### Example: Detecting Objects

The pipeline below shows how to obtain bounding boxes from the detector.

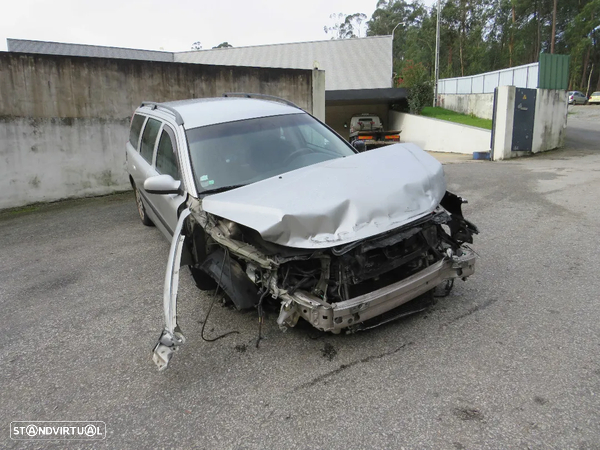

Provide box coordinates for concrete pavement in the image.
[1,111,599,449]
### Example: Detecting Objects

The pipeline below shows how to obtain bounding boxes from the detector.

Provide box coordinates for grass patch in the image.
[420,107,493,130]
[7,205,38,215]
[0,191,132,218]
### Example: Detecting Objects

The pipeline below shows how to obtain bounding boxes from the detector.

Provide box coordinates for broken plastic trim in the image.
[152,208,191,371]
[276,250,476,333]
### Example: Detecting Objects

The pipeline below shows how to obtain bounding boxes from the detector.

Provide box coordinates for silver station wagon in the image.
[125,94,478,371]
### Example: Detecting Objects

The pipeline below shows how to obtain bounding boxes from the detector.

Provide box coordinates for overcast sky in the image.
[0,0,423,52]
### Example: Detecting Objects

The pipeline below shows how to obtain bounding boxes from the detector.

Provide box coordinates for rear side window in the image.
[140,118,161,164]
[156,130,180,180]
[129,114,146,149]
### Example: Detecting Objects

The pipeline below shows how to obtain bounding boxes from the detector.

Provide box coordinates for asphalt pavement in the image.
[1,106,599,449]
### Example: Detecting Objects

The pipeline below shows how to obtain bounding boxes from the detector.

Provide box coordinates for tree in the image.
[213,42,233,48]
[324,13,368,39]
[565,0,600,91]
[191,41,202,51]
[363,0,599,91]
[551,0,557,53]
[396,60,433,113]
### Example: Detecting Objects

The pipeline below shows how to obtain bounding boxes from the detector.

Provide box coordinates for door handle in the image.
[132,165,136,170]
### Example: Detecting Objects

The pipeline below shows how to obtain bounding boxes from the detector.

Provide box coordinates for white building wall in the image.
[389,111,491,155]
[438,93,495,120]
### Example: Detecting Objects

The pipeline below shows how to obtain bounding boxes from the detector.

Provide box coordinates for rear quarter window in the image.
[129,114,146,149]
[140,118,162,164]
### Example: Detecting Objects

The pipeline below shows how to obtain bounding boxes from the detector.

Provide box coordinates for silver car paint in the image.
[126,112,191,237]
[202,143,446,249]
[163,97,305,130]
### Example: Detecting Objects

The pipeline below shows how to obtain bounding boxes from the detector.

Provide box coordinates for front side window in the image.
[140,118,161,164]
[186,113,355,193]
[155,129,180,180]
[129,114,146,149]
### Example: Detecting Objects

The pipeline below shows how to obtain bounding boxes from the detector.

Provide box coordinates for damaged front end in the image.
[152,192,478,370]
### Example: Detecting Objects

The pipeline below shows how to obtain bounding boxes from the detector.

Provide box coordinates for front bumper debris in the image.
[277,250,476,333]
[152,209,191,371]
[152,327,186,371]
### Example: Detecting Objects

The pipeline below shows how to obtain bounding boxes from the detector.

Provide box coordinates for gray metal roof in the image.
[6,37,392,91]
[175,37,392,91]
[7,39,174,62]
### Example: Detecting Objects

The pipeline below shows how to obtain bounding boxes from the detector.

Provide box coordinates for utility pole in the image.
[391,22,405,87]
[551,0,557,54]
[434,0,441,106]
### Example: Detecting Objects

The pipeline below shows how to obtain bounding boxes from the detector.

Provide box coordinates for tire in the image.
[189,266,217,290]
[133,184,154,226]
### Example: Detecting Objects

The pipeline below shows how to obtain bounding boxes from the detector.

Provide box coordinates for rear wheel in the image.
[133,184,154,226]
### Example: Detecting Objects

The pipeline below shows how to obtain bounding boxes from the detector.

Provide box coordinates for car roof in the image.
[139,97,305,130]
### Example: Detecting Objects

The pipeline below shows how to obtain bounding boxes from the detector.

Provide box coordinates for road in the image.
[1,107,599,449]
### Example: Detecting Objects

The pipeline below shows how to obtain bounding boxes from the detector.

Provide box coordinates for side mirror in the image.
[144,175,182,195]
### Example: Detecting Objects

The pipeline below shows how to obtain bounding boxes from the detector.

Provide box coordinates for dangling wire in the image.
[255,286,270,348]
[201,248,240,342]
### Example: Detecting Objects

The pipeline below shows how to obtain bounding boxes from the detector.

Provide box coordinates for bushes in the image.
[396,60,434,115]
[407,82,434,115]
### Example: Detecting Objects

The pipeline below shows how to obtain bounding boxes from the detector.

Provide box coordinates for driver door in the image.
[148,125,186,237]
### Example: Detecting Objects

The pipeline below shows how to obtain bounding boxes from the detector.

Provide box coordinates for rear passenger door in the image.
[126,113,147,187]
[129,116,161,191]
[149,126,185,236]
[129,116,162,226]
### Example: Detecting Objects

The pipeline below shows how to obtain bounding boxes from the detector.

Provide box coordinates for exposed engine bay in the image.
[152,190,478,371]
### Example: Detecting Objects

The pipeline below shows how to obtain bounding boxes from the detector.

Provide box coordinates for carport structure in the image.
[325,87,408,138]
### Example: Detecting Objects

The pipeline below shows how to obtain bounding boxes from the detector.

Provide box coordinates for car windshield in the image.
[186,113,356,193]
[592,92,600,96]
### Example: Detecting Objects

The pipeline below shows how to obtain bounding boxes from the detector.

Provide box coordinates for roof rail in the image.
[222,93,301,110]
[140,102,184,126]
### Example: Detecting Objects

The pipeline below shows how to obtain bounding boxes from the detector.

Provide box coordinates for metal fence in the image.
[438,63,539,94]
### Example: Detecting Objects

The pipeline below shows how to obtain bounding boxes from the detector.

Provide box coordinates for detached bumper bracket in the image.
[152,327,186,371]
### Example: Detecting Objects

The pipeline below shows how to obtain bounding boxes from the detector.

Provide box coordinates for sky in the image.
[0,0,411,52]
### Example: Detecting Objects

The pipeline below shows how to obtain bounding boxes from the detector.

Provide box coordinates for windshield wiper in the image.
[201,184,246,195]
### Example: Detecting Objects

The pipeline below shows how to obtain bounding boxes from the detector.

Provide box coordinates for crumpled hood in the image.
[201,143,446,249]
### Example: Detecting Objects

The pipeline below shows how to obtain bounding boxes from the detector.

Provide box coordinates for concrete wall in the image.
[311,69,326,122]
[389,111,491,155]
[531,89,568,153]
[0,52,324,209]
[325,104,391,140]
[438,93,495,120]
[491,86,515,161]
[492,86,568,160]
